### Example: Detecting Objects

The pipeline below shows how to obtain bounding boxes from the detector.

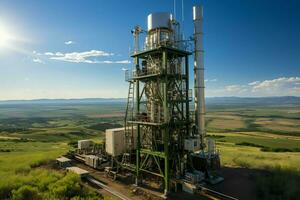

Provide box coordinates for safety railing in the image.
[125,70,133,82]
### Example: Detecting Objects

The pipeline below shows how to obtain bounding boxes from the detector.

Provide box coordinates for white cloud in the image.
[32,58,44,64]
[50,50,113,62]
[210,77,300,97]
[33,49,130,64]
[97,60,131,64]
[55,52,64,56]
[64,40,75,45]
[32,51,42,56]
[44,52,54,56]
[252,77,300,91]
[248,81,260,86]
[205,79,218,82]
[249,77,300,96]
[225,84,247,93]
[47,50,130,64]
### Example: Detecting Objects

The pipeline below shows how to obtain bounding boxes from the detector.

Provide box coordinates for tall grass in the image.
[0,140,101,199]
[256,167,300,200]
[0,141,68,178]
[219,142,300,172]
[0,169,101,200]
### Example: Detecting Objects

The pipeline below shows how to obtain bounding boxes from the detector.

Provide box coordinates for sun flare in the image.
[0,26,11,47]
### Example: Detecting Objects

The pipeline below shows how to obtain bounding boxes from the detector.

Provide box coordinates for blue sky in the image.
[0,0,299,100]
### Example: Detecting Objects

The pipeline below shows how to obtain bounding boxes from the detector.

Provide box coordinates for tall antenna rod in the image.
[181,0,184,22]
[173,0,176,19]
[181,0,184,39]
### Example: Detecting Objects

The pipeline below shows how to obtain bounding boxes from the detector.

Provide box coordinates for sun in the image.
[0,22,28,54]
[0,27,11,47]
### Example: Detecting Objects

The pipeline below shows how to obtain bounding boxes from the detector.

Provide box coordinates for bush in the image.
[12,185,41,200]
[256,167,300,200]
[235,142,265,148]
[68,141,78,148]
[48,172,82,199]
[0,182,15,199]
[236,142,300,152]
[0,149,11,152]
[261,147,300,152]
[0,169,102,200]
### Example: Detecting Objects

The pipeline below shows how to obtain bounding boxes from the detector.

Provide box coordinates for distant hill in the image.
[0,96,299,105]
[206,96,300,105]
[0,98,126,105]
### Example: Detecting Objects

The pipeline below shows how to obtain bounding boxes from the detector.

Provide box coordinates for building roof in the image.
[56,157,71,163]
[66,167,89,175]
[105,127,125,132]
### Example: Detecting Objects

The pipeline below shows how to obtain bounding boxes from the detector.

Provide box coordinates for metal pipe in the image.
[86,176,133,200]
[193,6,205,148]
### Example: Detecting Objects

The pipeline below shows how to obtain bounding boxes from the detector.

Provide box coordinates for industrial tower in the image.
[123,6,220,194]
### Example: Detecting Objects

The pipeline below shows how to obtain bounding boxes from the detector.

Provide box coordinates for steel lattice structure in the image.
[125,44,192,193]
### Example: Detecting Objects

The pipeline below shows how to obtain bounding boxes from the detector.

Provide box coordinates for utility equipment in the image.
[121,5,221,194]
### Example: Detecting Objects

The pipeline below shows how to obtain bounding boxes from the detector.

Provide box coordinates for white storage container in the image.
[78,140,92,150]
[105,128,126,157]
[105,127,137,157]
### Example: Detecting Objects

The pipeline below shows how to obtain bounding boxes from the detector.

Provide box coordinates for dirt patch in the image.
[210,167,258,200]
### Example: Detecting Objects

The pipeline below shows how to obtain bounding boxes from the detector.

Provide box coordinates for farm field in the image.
[0,103,124,199]
[0,101,299,199]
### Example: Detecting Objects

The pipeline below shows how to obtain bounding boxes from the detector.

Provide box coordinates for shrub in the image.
[68,141,78,148]
[48,172,82,199]
[0,169,102,200]
[235,142,300,152]
[12,185,41,200]
[256,167,300,200]
[235,142,265,148]
[0,149,11,152]
[0,183,15,199]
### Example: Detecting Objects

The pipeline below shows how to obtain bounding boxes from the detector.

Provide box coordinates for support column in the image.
[185,56,190,136]
[135,57,141,186]
[162,50,169,195]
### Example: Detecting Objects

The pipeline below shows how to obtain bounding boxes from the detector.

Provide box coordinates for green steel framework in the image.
[125,45,192,193]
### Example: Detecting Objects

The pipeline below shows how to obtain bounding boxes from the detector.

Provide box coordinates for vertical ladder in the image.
[122,81,134,167]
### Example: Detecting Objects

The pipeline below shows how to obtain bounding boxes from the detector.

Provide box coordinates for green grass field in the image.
[0,102,299,199]
[204,104,300,199]
[0,103,125,199]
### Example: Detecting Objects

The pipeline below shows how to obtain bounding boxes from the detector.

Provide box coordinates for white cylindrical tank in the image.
[147,13,172,31]
[193,6,206,148]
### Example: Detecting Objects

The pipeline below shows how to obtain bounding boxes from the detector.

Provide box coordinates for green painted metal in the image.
[126,45,191,193]
[162,50,169,193]
[140,149,165,158]
[135,56,141,185]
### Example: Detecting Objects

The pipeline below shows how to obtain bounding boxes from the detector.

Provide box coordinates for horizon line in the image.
[0,95,299,102]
